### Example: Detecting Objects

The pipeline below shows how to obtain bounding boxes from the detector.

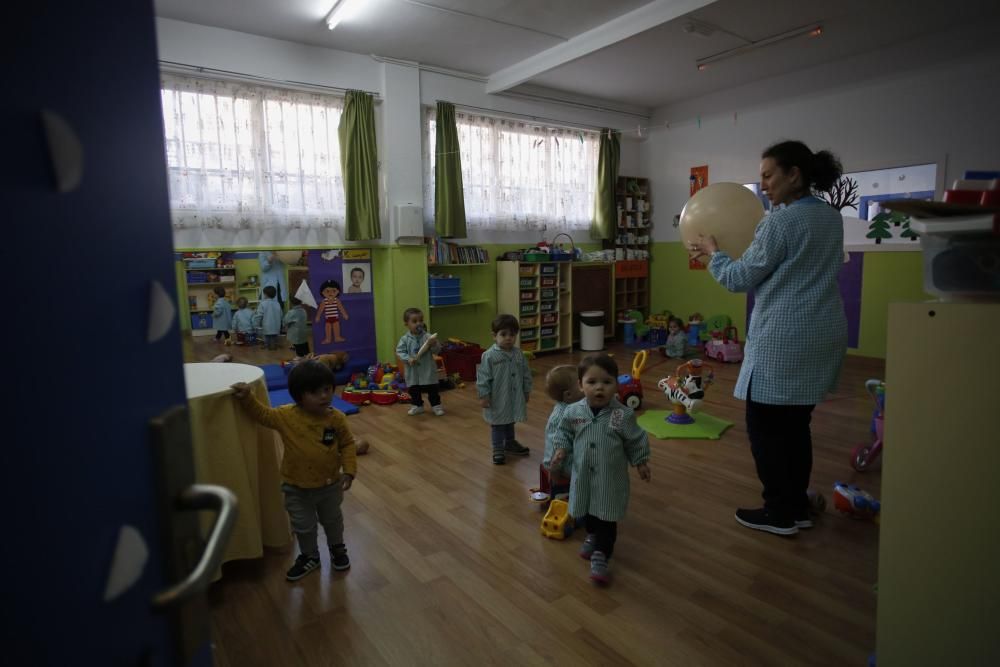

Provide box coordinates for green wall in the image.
[648,242,930,359]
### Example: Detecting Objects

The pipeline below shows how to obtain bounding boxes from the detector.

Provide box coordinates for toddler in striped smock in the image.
[476,314,533,465]
[551,354,651,584]
[539,365,584,502]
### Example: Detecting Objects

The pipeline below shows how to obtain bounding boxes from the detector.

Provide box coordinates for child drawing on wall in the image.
[315,279,349,344]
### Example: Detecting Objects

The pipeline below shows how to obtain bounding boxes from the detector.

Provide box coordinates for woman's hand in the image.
[686,234,719,263]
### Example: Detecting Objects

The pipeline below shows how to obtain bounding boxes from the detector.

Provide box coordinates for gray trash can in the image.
[579,310,605,351]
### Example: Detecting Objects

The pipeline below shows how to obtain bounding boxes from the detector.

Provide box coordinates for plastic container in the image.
[540,264,558,275]
[520,315,538,327]
[540,338,557,350]
[540,288,557,300]
[519,264,537,276]
[541,313,557,325]
[520,290,536,301]
[519,277,536,288]
[521,329,538,341]
[539,301,556,312]
[521,340,538,352]
[580,310,605,351]
[520,303,537,315]
[441,345,483,381]
[429,294,461,306]
[540,325,556,338]
[540,276,557,288]
[910,216,1000,300]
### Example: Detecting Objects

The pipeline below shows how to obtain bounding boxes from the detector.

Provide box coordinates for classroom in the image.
[10,1,1000,665]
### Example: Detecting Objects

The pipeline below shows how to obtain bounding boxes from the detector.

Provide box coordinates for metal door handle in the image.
[152,484,237,608]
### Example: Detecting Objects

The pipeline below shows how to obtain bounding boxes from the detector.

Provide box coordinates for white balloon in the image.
[274,250,303,264]
[679,183,765,259]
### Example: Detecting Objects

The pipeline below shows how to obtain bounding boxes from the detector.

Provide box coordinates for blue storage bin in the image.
[428,277,460,289]
[429,286,461,298]
[430,294,461,306]
[191,313,214,329]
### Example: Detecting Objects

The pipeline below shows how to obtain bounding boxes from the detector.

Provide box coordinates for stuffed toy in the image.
[314,351,350,372]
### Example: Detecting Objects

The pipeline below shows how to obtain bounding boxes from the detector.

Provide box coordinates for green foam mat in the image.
[637,410,734,440]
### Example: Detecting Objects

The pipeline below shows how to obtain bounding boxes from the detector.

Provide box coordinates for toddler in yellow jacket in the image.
[232,359,357,581]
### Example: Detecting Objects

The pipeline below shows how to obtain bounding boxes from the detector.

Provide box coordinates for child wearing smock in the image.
[551,354,651,584]
[231,297,256,344]
[663,316,687,358]
[283,297,310,359]
[539,365,583,501]
[476,313,532,465]
[254,285,283,350]
[395,307,444,416]
[212,286,233,343]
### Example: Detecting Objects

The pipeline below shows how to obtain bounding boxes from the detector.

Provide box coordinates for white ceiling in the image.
[154,0,1000,111]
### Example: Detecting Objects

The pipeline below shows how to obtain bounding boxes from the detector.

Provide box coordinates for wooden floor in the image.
[185,335,884,666]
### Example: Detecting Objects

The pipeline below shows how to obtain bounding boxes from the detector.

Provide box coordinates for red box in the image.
[442,345,484,381]
[615,260,648,278]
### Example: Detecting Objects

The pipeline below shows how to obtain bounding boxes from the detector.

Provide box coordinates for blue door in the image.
[4,2,229,664]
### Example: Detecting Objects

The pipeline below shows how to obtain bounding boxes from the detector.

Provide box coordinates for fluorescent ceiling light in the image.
[696,23,822,70]
[326,0,366,30]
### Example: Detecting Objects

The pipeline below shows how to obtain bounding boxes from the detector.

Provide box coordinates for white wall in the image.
[156,18,647,249]
[640,34,1000,242]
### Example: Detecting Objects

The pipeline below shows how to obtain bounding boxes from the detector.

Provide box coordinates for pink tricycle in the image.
[704,326,743,363]
[850,379,884,471]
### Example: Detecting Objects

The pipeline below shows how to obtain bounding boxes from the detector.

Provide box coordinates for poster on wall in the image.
[689,165,710,270]
[305,249,376,364]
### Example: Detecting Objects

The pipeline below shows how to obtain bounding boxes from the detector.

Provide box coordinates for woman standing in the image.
[688,140,848,536]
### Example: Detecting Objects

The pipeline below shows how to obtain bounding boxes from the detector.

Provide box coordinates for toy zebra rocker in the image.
[657,359,715,424]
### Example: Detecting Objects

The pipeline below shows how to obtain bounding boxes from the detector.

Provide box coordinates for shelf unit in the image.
[497,260,572,354]
[185,263,237,337]
[426,261,493,345]
[611,175,651,320]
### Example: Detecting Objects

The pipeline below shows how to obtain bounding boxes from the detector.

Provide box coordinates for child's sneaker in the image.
[432,405,445,416]
[579,534,597,560]
[504,440,530,456]
[285,554,321,581]
[330,544,350,571]
[407,406,425,416]
[492,450,506,465]
[589,551,610,584]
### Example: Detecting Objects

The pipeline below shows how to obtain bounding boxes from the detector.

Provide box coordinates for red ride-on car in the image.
[616,350,648,410]
[704,326,744,363]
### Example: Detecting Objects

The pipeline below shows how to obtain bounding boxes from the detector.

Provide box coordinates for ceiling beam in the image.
[485,0,718,94]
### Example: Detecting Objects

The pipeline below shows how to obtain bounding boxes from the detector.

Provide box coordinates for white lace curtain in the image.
[160,74,346,230]
[423,107,600,231]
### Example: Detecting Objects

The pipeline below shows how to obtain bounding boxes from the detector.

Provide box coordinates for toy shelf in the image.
[497,260,572,354]
[429,298,490,309]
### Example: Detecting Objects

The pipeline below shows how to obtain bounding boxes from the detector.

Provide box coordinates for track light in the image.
[326,0,366,30]
[696,23,822,70]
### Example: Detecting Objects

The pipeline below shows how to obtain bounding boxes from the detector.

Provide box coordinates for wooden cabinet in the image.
[497,260,572,353]
[876,302,1000,666]
[610,176,651,319]
[571,262,615,342]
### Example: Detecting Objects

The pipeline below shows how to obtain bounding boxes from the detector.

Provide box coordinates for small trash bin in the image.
[579,310,605,351]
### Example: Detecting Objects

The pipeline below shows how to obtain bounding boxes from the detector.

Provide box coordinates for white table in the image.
[184,363,290,575]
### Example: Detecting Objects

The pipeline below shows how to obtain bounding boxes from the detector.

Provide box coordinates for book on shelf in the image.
[426,237,489,265]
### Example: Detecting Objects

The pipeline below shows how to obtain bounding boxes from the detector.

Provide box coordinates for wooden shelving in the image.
[497,260,572,354]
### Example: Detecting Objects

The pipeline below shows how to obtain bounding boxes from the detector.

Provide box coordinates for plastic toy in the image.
[540,499,574,540]
[657,359,715,424]
[341,387,371,405]
[851,379,884,471]
[616,349,648,410]
[833,481,881,521]
[369,389,399,405]
[686,313,704,349]
[704,326,744,363]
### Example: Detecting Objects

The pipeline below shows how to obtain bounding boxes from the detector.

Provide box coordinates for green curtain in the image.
[434,101,467,238]
[591,129,620,241]
[339,90,381,241]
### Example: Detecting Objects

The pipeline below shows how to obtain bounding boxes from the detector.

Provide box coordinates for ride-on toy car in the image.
[617,350,648,410]
[704,326,743,363]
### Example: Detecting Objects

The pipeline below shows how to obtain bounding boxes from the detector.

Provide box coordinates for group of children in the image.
[211,285,312,354]
[230,305,651,585]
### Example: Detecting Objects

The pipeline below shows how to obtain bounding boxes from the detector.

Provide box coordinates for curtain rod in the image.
[434,101,623,134]
[158,60,382,99]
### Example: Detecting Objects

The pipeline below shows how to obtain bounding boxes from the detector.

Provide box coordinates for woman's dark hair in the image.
[762,140,843,194]
[492,313,519,335]
[578,354,619,381]
[288,360,336,403]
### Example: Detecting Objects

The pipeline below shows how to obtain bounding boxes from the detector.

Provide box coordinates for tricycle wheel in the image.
[851,444,872,471]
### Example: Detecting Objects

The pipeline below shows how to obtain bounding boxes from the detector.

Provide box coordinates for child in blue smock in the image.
[539,365,583,502]
[254,285,283,350]
[283,296,311,359]
[212,286,233,343]
[476,313,532,465]
[396,308,443,416]
[551,354,651,585]
[231,297,256,345]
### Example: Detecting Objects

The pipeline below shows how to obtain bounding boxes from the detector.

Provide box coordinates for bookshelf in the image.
[611,176,651,320]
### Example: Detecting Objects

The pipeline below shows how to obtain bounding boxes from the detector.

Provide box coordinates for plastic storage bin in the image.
[540,288,556,300]
[520,302,538,315]
[520,315,538,327]
[540,276,557,288]
[910,216,1000,300]
[191,313,214,330]
[540,338,558,350]
[540,264,558,275]
[540,326,556,338]
[519,277,537,288]
[579,310,605,351]
[429,276,461,305]
[541,313,557,325]
[539,301,556,313]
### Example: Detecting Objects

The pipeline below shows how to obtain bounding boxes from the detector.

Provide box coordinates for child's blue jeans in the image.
[490,423,515,452]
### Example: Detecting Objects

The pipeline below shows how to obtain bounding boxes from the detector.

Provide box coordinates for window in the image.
[161,74,346,230]
[423,108,600,231]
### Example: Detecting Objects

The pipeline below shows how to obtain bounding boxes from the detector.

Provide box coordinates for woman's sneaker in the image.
[407,405,425,416]
[589,551,610,584]
[579,534,597,560]
[735,507,798,536]
[330,544,351,571]
[285,554,321,581]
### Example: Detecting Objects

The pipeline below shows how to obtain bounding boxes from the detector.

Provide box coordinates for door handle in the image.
[152,484,237,608]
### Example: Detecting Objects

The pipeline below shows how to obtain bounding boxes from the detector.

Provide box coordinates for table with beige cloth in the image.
[183,363,290,574]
